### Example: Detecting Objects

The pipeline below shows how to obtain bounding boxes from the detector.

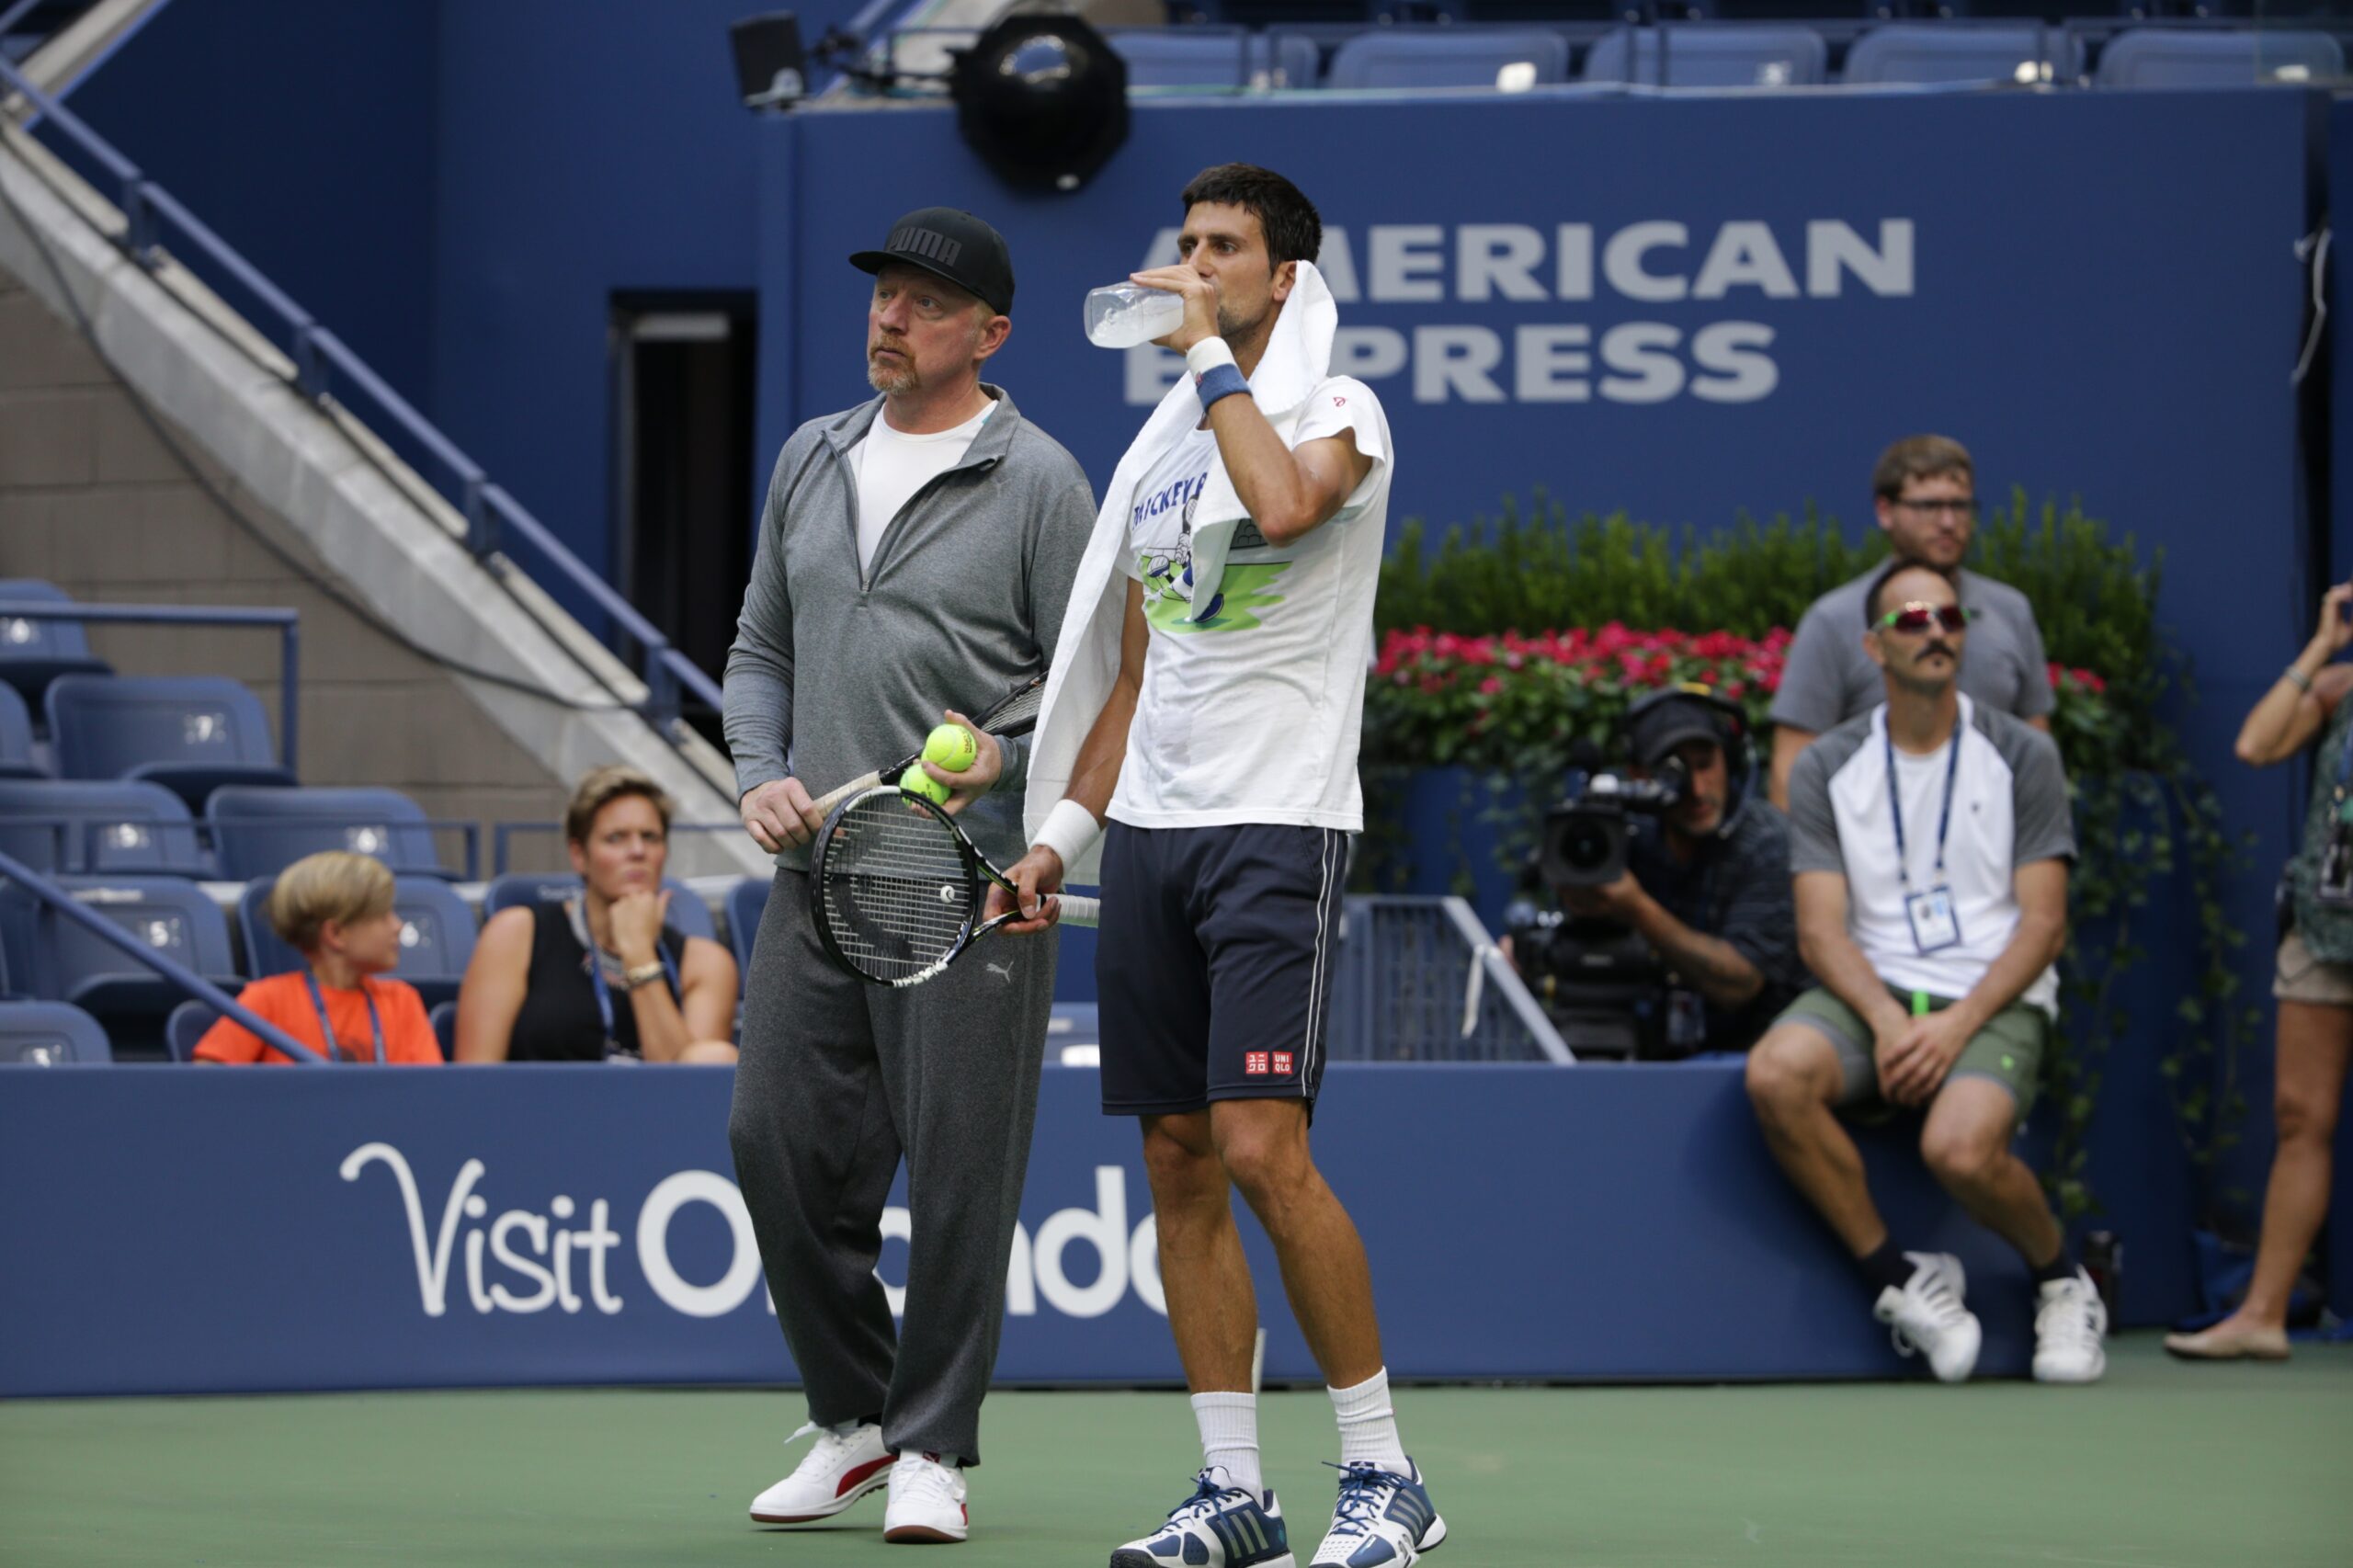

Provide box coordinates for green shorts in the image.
[1774,983,2048,1119]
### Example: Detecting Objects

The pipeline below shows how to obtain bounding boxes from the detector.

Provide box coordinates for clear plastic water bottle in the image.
[1084,283,1185,349]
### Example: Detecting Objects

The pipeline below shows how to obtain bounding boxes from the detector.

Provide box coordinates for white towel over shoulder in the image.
[1022,262,1392,879]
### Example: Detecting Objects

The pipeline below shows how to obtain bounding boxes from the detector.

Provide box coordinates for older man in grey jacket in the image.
[722,207,1094,1545]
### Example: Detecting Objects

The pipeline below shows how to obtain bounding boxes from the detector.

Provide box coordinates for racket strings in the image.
[818,799,975,982]
[977,679,1044,737]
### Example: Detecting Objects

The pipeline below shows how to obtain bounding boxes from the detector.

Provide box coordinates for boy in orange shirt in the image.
[195,850,440,1065]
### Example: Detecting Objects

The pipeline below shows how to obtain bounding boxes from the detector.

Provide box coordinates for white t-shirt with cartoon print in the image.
[1109,375,1393,831]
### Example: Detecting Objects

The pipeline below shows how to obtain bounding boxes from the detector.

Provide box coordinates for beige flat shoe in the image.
[2163,1323,2291,1361]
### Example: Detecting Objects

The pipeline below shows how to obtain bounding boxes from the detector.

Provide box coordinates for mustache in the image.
[1915,641,1957,661]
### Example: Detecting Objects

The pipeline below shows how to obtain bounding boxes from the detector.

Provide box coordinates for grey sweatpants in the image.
[728,869,1055,1467]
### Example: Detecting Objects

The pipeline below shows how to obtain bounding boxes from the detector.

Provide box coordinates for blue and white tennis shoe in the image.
[1111,1467,1294,1568]
[1307,1460,1446,1567]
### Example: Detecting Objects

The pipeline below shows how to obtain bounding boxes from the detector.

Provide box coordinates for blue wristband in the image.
[1193,362,1250,409]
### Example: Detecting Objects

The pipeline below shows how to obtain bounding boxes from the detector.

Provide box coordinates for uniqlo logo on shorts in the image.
[1272,1051,1294,1075]
[1245,1052,1270,1076]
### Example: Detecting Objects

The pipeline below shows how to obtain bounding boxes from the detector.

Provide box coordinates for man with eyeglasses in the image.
[1743,559,2107,1385]
[1768,436,2053,810]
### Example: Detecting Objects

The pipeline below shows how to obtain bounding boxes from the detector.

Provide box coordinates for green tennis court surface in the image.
[6,1337,2346,1567]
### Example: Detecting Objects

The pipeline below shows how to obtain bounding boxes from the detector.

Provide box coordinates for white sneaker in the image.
[749,1419,894,1525]
[1111,1467,1294,1568]
[1873,1251,1982,1383]
[884,1450,969,1544]
[2033,1268,2109,1384]
[1308,1459,1446,1567]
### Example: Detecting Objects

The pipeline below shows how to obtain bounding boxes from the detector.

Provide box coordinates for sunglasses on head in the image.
[1874,600,1973,634]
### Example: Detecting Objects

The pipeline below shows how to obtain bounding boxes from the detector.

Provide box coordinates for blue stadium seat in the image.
[207,785,445,881]
[1326,28,1570,88]
[163,998,215,1062]
[236,873,477,1011]
[0,875,237,1057]
[1108,28,1321,88]
[429,998,457,1060]
[45,675,295,809]
[0,778,209,876]
[1213,0,1415,27]
[1842,23,2081,84]
[1584,24,1827,84]
[481,872,718,943]
[0,1000,112,1064]
[1707,0,1873,17]
[727,875,770,972]
[0,580,111,719]
[0,684,44,778]
[2094,28,2342,86]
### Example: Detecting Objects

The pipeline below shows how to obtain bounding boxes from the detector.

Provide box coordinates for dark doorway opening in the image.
[610,294,758,748]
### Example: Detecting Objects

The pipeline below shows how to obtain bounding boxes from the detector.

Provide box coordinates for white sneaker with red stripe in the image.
[749,1420,894,1525]
[884,1450,970,1544]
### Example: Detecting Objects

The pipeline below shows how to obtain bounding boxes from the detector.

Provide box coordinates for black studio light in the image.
[730,12,808,110]
[950,13,1129,192]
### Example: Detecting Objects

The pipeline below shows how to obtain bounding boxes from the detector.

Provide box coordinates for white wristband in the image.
[1031,798,1101,873]
[1185,337,1237,376]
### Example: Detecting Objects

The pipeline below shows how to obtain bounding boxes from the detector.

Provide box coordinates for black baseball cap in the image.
[1629,691,1731,768]
[850,207,1016,315]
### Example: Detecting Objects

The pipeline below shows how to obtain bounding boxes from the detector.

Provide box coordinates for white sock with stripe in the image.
[1328,1368,1408,1472]
[1191,1391,1263,1496]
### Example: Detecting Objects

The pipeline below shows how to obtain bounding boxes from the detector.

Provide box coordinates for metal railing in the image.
[204,817,483,882]
[0,600,299,769]
[0,57,722,733]
[1328,895,1574,1063]
[0,844,323,1062]
[488,819,745,876]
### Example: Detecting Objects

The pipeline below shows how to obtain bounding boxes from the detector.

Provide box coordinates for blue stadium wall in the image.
[42,12,2350,1331]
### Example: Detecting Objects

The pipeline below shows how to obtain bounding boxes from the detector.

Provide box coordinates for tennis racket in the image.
[807,674,1048,817]
[811,784,1098,988]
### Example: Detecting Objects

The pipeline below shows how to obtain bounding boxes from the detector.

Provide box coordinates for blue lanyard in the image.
[303,972,384,1065]
[1883,716,1963,891]
[586,946,681,1056]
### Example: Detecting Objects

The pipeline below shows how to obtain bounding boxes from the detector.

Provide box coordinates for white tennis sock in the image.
[1328,1368,1407,1471]
[1191,1391,1263,1496]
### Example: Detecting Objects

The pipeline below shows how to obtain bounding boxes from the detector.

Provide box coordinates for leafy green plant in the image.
[1377,494,1883,642]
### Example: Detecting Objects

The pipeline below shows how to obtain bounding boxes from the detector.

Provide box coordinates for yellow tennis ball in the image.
[898,763,952,805]
[923,722,978,773]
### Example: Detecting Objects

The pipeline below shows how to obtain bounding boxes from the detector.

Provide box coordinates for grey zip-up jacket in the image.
[722,386,1097,872]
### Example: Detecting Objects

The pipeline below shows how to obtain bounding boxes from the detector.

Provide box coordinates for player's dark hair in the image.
[1866,559,1961,627]
[1179,165,1323,268]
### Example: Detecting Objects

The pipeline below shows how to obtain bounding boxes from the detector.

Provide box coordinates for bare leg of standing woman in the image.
[2167,998,2353,1357]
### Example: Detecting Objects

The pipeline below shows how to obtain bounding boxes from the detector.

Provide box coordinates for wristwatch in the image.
[622,960,668,991]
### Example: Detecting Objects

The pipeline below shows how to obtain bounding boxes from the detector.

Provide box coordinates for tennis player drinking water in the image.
[722,207,1095,1544]
[1001,165,1445,1568]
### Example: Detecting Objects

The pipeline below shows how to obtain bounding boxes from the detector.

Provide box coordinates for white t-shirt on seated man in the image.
[1747,558,2107,1392]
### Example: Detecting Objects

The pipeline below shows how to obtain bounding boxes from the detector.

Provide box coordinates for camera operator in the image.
[1506,687,1804,1056]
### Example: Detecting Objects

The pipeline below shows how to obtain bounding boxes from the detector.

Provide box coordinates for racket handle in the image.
[1054,894,1100,928]
[809,769,884,816]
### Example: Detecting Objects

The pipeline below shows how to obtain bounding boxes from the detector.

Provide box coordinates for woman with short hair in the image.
[455,766,738,1063]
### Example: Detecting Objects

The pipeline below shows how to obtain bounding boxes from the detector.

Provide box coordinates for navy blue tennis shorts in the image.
[1094,821,1347,1117]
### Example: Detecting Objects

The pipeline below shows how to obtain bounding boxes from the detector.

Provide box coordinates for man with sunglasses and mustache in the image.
[1745,560,2108,1385]
[1768,437,2054,810]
